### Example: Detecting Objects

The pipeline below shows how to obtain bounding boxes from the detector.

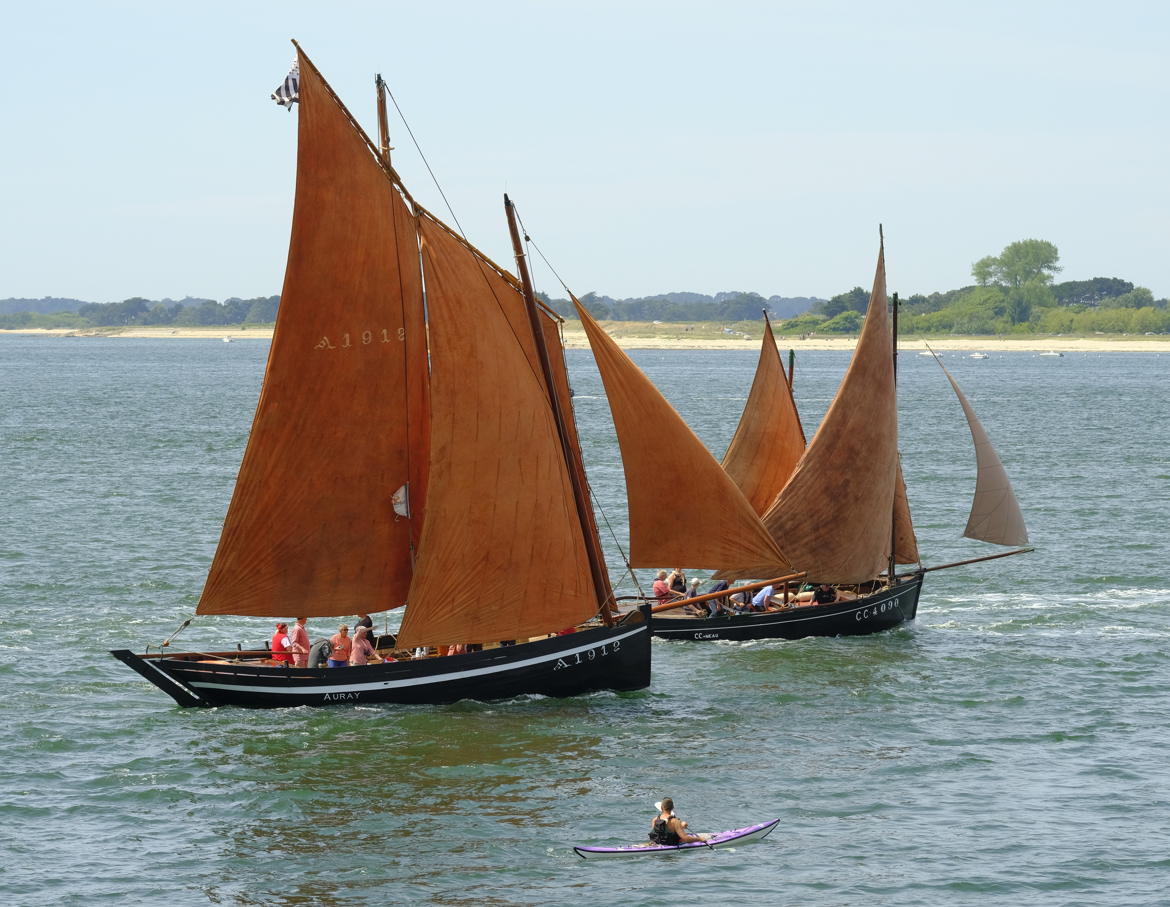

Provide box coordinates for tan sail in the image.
[575,299,790,574]
[197,52,422,617]
[395,217,600,648]
[722,317,806,515]
[757,240,900,583]
[934,357,1030,547]
[893,463,920,564]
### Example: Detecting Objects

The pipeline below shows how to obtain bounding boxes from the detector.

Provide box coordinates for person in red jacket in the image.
[270,622,294,665]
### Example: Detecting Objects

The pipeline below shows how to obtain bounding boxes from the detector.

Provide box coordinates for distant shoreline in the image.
[3,324,1169,353]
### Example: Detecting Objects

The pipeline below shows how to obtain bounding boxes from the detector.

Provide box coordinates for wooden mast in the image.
[374,74,392,167]
[504,194,615,625]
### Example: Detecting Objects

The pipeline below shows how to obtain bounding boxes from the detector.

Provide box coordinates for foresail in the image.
[575,299,790,574]
[757,240,900,583]
[721,318,806,515]
[198,49,423,618]
[395,217,599,648]
[934,357,1029,547]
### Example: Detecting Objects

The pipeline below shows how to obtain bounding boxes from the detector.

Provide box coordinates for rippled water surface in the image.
[1,336,1167,905]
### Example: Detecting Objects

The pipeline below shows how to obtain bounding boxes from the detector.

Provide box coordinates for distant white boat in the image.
[1039,350,1063,357]
[222,337,232,343]
[970,352,989,360]
[918,351,935,357]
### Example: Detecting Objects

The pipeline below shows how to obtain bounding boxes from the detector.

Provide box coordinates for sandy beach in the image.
[4,324,1169,352]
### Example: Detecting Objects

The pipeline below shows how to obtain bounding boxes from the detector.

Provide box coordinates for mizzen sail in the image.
[934,356,1029,547]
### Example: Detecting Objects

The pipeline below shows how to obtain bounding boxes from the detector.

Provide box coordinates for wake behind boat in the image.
[573,818,780,859]
[110,43,650,708]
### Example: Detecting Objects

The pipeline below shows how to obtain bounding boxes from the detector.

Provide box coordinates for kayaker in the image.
[649,798,710,844]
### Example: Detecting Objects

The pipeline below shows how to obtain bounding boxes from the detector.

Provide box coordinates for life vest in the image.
[648,816,681,846]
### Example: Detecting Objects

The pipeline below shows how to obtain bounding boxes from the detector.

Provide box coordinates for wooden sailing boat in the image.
[110,44,650,707]
[578,236,1030,642]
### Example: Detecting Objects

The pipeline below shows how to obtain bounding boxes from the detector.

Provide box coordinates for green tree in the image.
[822,310,863,333]
[972,239,1061,288]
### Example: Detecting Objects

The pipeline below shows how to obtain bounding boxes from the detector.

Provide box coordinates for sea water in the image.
[1,335,1167,905]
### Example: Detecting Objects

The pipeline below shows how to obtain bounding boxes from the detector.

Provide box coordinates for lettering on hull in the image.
[323,691,360,701]
[554,640,620,671]
[856,597,902,621]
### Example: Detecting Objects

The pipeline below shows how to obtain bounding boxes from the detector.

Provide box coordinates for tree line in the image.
[3,240,1166,335]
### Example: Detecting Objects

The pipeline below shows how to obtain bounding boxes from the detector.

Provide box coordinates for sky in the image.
[3,0,1168,303]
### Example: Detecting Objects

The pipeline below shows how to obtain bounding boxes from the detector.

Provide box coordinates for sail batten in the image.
[575,299,790,574]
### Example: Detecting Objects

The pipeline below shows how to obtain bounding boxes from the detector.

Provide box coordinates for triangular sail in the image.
[721,317,806,515]
[757,240,900,583]
[197,50,423,617]
[575,299,790,574]
[933,356,1029,546]
[893,464,920,564]
[395,217,599,648]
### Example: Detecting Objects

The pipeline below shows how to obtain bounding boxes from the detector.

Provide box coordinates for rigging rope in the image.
[384,87,468,240]
[516,218,646,604]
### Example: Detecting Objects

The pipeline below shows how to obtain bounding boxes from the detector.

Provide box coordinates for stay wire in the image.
[384,86,467,241]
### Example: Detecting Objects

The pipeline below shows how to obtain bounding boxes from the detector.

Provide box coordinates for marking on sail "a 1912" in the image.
[315,327,403,350]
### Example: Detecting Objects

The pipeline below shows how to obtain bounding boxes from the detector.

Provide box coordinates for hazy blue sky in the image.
[4,0,1167,302]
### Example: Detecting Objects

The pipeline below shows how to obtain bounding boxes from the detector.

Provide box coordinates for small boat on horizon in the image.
[969,352,989,359]
[1039,350,1064,357]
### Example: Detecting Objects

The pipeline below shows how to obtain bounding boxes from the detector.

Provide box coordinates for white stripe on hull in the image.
[185,625,646,696]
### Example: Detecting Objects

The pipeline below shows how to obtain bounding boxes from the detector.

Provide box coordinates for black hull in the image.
[111,617,650,709]
[651,574,923,642]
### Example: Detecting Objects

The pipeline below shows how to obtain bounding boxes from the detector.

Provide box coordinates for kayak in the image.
[573,818,780,860]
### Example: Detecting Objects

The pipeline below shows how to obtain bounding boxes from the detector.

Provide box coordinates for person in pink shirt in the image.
[327,625,352,668]
[289,617,311,668]
[349,626,376,665]
[652,570,683,608]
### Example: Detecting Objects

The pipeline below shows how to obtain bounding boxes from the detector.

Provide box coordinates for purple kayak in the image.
[573,818,780,860]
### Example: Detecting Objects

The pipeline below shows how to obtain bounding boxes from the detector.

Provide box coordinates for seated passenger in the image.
[706,579,730,616]
[812,583,839,605]
[684,577,707,616]
[652,570,684,607]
